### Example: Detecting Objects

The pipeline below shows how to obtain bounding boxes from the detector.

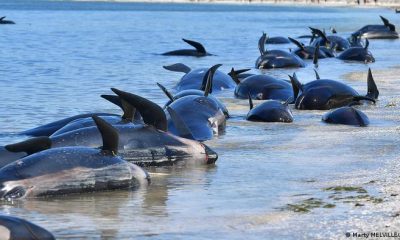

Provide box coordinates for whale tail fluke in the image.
[5,136,51,155]
[111,88,167,131]
[366,68,379,100]
[163,63,191,74]
[92,115,119,155]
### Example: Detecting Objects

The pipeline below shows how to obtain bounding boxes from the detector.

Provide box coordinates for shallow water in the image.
[0,1,400,239]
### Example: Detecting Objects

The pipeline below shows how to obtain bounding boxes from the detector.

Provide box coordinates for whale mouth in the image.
[0,186,27,200]
[203,144,218,164]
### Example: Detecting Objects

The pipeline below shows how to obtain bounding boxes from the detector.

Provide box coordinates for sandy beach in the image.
[70,0,400,8]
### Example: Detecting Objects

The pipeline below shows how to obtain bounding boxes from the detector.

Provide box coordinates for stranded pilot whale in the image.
[163,63,235,92]
[246,96,293,123]
[157,65,230,117]
[162,39,212,57]
[352,16,399,39]
[309,27,350,51]
[0,90,218,167]
[0,215,55,240]
[51,94,142,136]
[165,65,227,141]
[290,68,379,110]
[337,39,375,63]
[230,69,293,101]
[19,94,133,137]
[256,33,305,69]
[288,37,334,59]
[0,116,149,199]
[322,106,370,126]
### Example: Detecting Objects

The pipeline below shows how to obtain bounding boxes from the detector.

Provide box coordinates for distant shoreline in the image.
[68,0,400,8]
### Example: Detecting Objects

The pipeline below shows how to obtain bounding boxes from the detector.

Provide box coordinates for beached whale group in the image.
[0,14,397,238]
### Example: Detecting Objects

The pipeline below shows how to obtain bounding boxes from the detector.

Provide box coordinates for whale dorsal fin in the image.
[289,73,303,100]
[0,16,5,21]
[167,107,195,139]
[258,33,267,55]
[201,64,222,96]
[163,63,191,73]
[248,93,254,110]
[232,68,251,76]
[182,39,206,54]
[92,116,119,155]
[309,27,329,43]
[111,88,167,131]
[228,68,241,85]
[5,136,51,155]
[380,16,396,31]
[364,39,369,49]
[288,37,305,50]
[313,44,319,68]
[156,83,174,102]
[314,69,320,80]
[366,68,379,99]
[101,94,135,122]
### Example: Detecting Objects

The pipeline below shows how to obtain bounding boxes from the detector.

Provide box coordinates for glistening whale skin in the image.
[0,215,55,240]
[0,116,150,200]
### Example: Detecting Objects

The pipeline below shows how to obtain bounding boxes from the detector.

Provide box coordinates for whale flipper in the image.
[288,37,305,50]
[380,16,396,31]
[248,93,254,110]
[111,88,167,131]
[366,68,379,99]
[364,38,369,49]
[167,107,195,139]
[314,69,320,80]
[157,83,174,102]
[92,116,119,155]
[5,136,51,155]
[101,94,136,121]
[182,38,206,55]
[163,63,191,73]
[201,64,222,96]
